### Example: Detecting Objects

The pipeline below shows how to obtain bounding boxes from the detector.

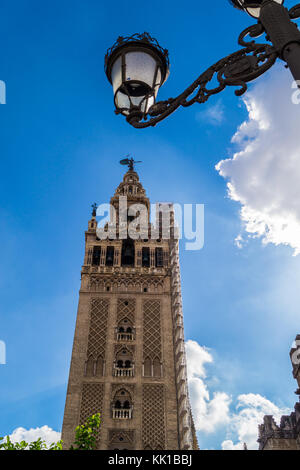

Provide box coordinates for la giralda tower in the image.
[62,161,198,450]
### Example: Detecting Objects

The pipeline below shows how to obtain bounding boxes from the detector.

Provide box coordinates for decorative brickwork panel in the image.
[114,344,135,355]
[79,383,104,426]
[108,430,135,450]
[89,276,164,293]
[142,384,166,449]
[117,298,136,323]
[87,298,109,359]
[109,430,135,442]
[111,383,135,397]
[143,300,161,361]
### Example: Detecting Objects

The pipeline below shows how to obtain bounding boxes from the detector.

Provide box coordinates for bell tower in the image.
[61,161,198,450]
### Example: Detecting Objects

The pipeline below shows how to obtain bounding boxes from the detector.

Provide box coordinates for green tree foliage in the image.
[70,414,101,450]
[0,413,101,451]
[0,436,63,450]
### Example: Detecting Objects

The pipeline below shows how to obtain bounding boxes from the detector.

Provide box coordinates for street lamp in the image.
[105,0,300,128]
[105,32,169,124]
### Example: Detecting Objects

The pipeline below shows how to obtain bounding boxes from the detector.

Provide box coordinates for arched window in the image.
[118,349,131,367]
[86,356,94,377]
[142,247,150,267]
[114,348,134,376]
[92,246,101,266]
[117,318,134,341]
[106,246,114,266]
[153,357,161,377]
[144,357,152,377]
[96,355,104,376]
[112,389,133,419]
[121,239,135,266]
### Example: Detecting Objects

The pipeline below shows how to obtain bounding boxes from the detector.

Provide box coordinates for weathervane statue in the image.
[120,155,142,171]
[91,202,97,217]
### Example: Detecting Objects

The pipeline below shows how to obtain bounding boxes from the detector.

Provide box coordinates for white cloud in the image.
[216,67,300,255]
[7,426,61,447]
[185,340,213,379]
[196,100,225,125]
[186,340,290,449]
[234,234,246,250]
[186,340,231,433]
[221,394,289,450]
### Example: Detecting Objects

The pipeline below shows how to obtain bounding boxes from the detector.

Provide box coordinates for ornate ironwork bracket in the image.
[126,5,300,129]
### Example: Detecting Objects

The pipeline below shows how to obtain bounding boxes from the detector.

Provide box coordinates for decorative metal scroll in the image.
[125,5,300,128]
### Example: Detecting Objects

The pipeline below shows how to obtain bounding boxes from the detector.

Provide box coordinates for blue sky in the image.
[0,0,300,450]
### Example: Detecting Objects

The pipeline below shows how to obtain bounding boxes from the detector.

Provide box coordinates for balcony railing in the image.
[112,408,133,419]
[113,366,134,377]
[117,332,134,341]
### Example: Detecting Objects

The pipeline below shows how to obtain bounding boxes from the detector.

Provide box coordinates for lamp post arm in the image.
[127,2,300,129]
[128,24,278,128]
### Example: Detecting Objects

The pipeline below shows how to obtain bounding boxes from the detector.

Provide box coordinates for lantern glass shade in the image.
[111,52,160,92]
[105,34,169,119]
[233,0,284,18]
[110,50,162,115]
